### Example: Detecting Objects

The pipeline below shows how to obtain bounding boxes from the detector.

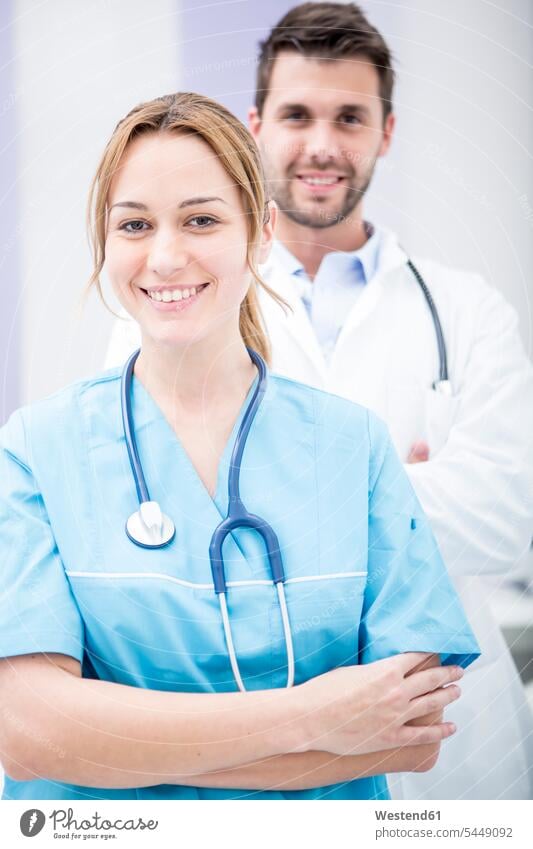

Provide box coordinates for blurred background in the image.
[1,0,532,776]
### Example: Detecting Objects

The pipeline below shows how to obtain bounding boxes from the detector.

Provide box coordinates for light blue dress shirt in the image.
[270,223,382,361]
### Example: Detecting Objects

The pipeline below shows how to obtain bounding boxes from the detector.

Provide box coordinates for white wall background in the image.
[364,0,533,352]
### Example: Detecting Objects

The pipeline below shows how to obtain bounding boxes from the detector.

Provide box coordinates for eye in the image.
[119,219,150,234]
[186,215,218,229]
[339,114,362,126]
[283,112,308,123]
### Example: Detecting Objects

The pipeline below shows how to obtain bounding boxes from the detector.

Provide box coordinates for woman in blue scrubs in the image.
[0,92,479,801]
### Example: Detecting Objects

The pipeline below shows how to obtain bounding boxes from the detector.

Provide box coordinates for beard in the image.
[263,156,376,229]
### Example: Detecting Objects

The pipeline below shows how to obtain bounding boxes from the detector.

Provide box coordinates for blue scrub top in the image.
[0,367,480,800]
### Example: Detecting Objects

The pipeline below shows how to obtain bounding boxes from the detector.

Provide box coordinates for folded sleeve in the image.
[0,410,84,661]
[359,414,480,669]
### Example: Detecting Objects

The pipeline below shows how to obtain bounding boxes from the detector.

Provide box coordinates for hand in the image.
[294,652,462,756]
[407,440,430,463]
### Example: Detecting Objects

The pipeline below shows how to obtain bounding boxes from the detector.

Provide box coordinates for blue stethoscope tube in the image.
[121,349,150,505]
[407,259,450,391]
[209,348,285,595]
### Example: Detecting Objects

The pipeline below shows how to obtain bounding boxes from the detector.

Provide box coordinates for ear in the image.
[378,112,395,158]
[248,105,262,142]
[256,200,277,265]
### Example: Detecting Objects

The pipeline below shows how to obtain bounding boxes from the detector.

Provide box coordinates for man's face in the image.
[249,52,394,229]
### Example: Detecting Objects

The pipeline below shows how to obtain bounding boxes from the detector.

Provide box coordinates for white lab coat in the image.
[105,228,533,799]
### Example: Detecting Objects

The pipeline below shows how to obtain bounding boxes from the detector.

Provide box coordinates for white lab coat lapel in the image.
[327,276,388,412]
[328,230,409,411]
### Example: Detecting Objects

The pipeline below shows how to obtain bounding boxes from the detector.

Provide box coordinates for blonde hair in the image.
[86,92,287,363]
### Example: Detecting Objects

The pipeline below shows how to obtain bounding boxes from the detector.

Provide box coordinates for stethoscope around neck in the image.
[121,346,295,692]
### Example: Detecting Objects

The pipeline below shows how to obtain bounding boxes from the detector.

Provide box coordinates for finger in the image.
[388,652,434,675]
[396,721,456,747]
[407,441,430,464]
[404,653,440,677]
[407,453,428,464]
[406,684,461,721]
[405,664,464,699]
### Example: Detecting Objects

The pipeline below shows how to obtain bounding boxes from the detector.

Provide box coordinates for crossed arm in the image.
[169,653,442,790]
[174,739,438,792]
[0,653,446,792]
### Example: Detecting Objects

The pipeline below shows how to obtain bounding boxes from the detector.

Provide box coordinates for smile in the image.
[144,284,209,302]
[296,175,344,186]
[140,283,210,310]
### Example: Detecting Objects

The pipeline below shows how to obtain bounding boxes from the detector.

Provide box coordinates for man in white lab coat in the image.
[105,3,533,798]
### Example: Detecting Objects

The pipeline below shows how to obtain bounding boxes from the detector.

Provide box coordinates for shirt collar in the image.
[269,221,381,287]
[269,238,305,278]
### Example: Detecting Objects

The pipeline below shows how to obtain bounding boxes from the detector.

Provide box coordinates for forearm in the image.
[174,687,443,793]
[2,658,303,788]
[172,741,439,791]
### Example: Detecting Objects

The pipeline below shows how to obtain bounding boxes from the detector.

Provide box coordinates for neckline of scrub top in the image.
[130,364,261,512]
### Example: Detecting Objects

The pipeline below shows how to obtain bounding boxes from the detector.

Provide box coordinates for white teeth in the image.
[302,177,339,185]
[147,285,202,303]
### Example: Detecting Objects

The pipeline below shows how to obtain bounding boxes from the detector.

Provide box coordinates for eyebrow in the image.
[109,196,228,212]
[277,102,371,118]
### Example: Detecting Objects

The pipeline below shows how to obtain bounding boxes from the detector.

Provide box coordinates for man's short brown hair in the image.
[256,2,395,122]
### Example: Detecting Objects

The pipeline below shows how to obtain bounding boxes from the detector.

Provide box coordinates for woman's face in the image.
[105,131,273,350]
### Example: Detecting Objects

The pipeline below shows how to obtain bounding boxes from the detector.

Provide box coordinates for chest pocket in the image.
[268,574,367,687]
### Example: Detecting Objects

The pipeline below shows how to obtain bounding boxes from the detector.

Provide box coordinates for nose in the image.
[146,229,188,279]
[303,119,341,164]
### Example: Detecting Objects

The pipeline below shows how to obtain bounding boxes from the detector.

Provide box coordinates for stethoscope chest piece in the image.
[126,500,176,549]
